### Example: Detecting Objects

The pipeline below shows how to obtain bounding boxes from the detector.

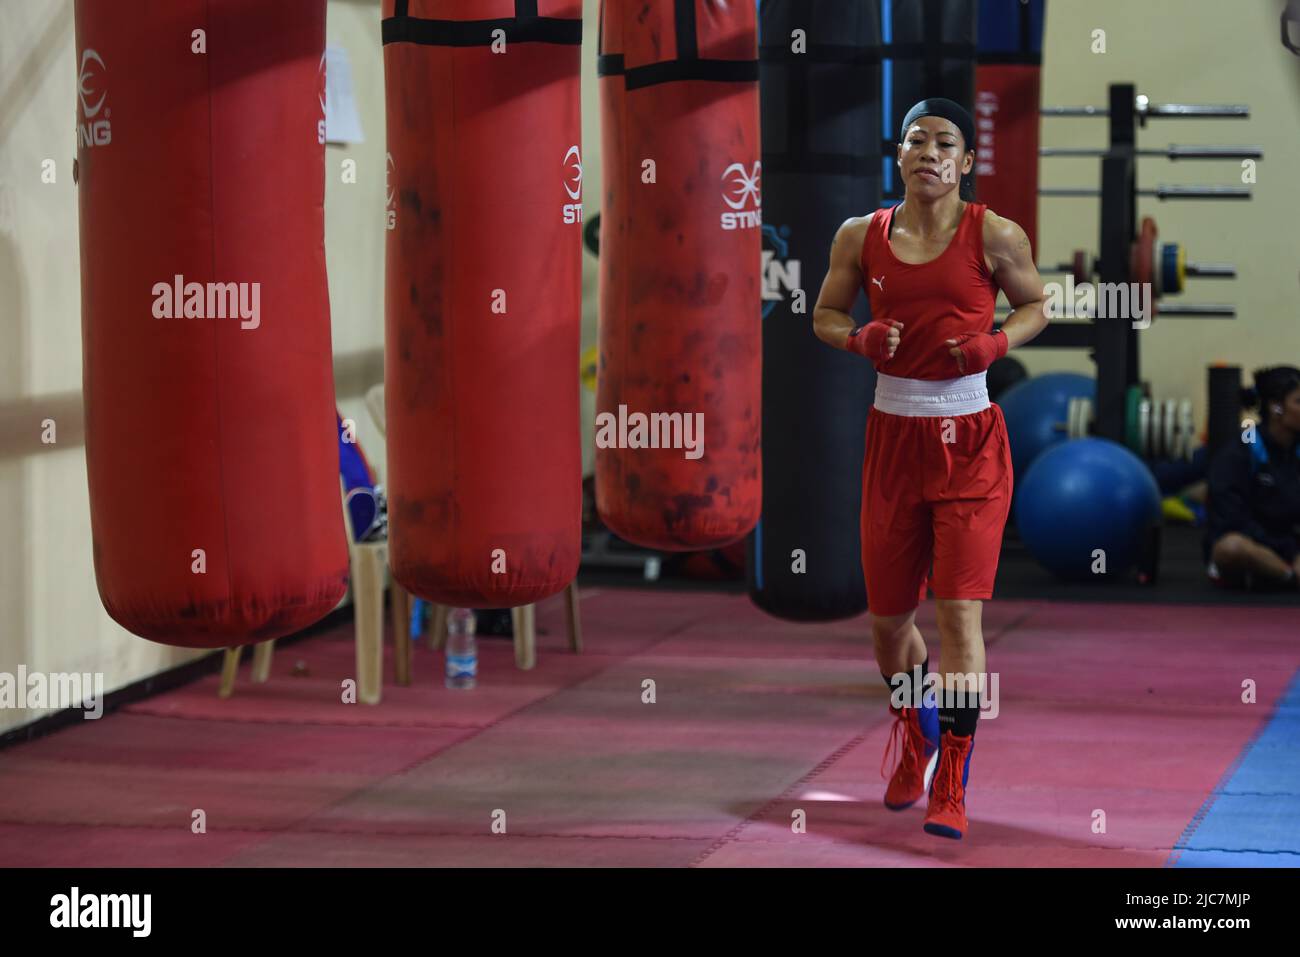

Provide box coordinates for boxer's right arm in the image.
[812,218,865,350]
[813,217,901,360]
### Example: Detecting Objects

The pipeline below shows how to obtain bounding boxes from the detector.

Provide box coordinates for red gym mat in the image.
[0,589,1291,867]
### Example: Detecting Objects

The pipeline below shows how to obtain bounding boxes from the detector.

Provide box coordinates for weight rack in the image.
[1008,83,1262,447]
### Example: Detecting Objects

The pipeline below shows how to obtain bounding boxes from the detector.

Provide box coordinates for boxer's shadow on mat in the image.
[731,797,1114,860]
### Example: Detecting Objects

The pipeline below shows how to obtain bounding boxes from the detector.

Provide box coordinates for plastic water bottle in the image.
[445,608,477,690]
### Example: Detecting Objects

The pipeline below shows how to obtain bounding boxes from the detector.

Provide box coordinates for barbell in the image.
[1039,185,1251,200]
[1035,216,1236,320]
[1041,97,1249,121]
[1039,145,1262,160]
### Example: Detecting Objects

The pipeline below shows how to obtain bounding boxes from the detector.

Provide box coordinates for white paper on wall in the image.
[324,44,364,145]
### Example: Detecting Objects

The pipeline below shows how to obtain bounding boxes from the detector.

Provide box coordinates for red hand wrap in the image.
[953,331,1008,375]
[847,320,895,363]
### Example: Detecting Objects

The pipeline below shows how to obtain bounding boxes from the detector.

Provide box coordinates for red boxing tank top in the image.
[859,202,998,381]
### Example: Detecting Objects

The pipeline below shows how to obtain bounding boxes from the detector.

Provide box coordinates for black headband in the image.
[900,98,975,151]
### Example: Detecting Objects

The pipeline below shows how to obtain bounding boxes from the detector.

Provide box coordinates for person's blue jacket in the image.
[1205,431,1300,561]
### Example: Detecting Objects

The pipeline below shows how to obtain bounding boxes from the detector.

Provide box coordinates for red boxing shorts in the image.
[861,372,1013,617]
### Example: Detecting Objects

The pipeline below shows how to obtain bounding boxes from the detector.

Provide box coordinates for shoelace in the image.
[879,712,925,780]
[931,742,967,811]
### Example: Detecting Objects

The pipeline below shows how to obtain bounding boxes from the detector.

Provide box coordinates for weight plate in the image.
[1162,398,1177,461]
[1062,399,1077,438]
[1151,398,1164,458]
[1068,397,1091,439]
[1160,243,1183,296]
[1130,217,1157,287]
[1139,398,1153,459]
[1131,217,1159,326]
[1178,398,1194,460]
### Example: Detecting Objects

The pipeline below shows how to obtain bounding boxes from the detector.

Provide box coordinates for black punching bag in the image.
[748,0,880,621]
[881,0,978,201]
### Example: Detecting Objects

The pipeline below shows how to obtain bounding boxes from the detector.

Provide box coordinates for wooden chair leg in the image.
[564,581,582,653]
[353,543,386,705]
[218,647,241,698]
[391,583,412,687]
[251,640,275,683]
[430,603,448,651]
[512,603,536,670]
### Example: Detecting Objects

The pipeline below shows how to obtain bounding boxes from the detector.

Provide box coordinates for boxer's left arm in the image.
[984,212,1047,349]
[946,212,1047,373]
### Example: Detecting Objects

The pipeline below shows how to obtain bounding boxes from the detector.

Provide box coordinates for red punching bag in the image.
[596,0,762,551]
[76,0,348,647]
[383,0,583,607]
[974,0,1045,253]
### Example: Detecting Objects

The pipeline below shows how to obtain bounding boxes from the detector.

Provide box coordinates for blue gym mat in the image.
[1171,668,1300,867]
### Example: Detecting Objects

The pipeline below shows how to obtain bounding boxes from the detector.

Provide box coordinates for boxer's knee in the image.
[935,598,983,648]
[871,610,917,649]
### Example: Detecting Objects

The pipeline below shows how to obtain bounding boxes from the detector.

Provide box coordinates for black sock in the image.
[882,656,928,712]
[939,690,982,739]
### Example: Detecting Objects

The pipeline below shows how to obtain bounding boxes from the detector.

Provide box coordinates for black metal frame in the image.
[1093,82,1140,444]
[1012,84,1138,446]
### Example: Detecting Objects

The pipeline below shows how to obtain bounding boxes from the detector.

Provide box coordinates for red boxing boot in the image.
[881,707,940,810]
[923,731,975,839]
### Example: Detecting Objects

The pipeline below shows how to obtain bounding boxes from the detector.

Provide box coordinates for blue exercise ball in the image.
[997,372,1095,477]
[1015,438,1162,581]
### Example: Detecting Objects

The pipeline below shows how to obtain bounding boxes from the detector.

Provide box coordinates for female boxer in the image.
[811,98,1048,839]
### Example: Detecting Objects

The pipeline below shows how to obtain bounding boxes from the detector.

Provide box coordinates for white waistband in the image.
[873,371,990,417]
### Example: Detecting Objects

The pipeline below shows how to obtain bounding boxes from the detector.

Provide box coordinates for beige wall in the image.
[0,0,1294,732]
[326,0,389,481]
[0,0,598,733]
[0,1,195,734]
[0,0,406,733]
[1033,0,1300,416]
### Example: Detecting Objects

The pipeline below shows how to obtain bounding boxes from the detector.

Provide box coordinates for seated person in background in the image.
[1206,366,1300,589]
